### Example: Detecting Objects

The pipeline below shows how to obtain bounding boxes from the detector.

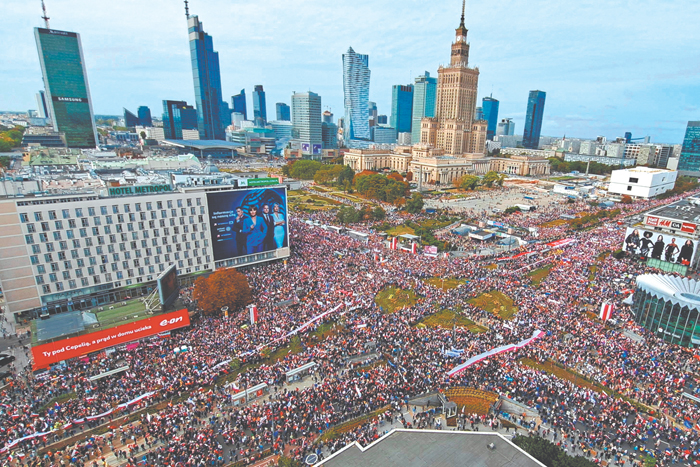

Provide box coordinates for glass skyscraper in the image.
[390,84,413,137]
[123,108,139,127]
[342,47,371,146]
[276,102,290,121]
[163,100,198,140]
[231,90,247,121]
[36,90,49,119]
[137,106,152,126]
[482,96,499,141]
[292,92,323,157]
[411,72,437,144]
[523,90,546,149]
[34,28,98,148]
[678,122,700,174]
[253,85,267,126]
[187,14,226,140]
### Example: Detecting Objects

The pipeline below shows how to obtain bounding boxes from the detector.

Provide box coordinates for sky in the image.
[2,0,699,144]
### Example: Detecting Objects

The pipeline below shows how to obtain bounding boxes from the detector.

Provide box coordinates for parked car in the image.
[0,355,16,367]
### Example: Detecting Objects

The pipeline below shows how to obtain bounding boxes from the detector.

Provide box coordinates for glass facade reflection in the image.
[523,90,546,149]
[34,28,97,148]
[678,121,700,174]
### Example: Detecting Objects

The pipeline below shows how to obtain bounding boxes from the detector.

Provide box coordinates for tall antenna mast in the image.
[184,0,190,19]
[460,0,466,26]
[41,0,50,29]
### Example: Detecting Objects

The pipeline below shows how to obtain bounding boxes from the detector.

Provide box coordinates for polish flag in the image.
[411,243,417,254]
[600,302,614,321]
[249,304,259,324]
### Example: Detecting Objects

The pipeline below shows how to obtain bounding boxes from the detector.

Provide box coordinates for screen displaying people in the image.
[208,188,288,261]
[623,227,696,266]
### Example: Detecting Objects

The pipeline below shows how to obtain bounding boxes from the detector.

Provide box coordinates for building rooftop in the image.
[637,274,700,310]
[317,430,545,467]
[615,166,675,174]
[647,197,700,223]
[161,140,245,150]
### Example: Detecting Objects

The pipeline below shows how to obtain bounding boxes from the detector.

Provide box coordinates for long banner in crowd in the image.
[0,391,157,453]
[447,330,545,377]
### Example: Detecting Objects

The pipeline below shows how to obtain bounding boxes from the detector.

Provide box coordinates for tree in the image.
[372,206,386,220]
[405,171,413,182]
[0,156,10,169]
[456,175,479,190]
[193,268,252,315]
[337,206,360,224]
[337,165,355,187]
[620,194,633,204]
[387,172,404,182]
[405,193,424,213]
[139,131,147,140]
[512,435,596,467]
[277,457,303,467]
[281,161,294,177]
[481,171,501,188]
[313,164,343,185]
[289,160,323,179]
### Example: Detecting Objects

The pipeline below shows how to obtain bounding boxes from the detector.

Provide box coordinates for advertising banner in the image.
[157,264,178,306]
[623,227,697,267]
[207,187,289,261]
[645,215,697,234]
[31,309,191,370]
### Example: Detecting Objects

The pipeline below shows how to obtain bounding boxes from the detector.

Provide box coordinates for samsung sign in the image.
[108,184,173,197]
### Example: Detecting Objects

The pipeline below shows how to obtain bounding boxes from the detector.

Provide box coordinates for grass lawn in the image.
[527,264,554,287]
[420,309,487,333]
[375,286,419,313]
[540,219,569,228]
[425,277,465,290]
[418,219,455,229]
[468,290,518,320]
[520,358,604,393]
[484,264,498,270]
[385,225,416,236]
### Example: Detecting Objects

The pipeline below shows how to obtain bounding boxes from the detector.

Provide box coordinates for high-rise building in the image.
[496,118,514,136]
[35,90,49,119]
[475,107,484,121]
[291,91,322,156]
[276,102,290,121]
[377,115,388,125]
[322,110,334,124]
[253,85,267,126]
[482,96,499,141]
[372,125,397,144]
[390,84,414,137]
[342,47,371,146]
[163,100,198,140]
[420,3,486,155]
[678,121,700,175]
[123,108,139,127]
[523,90,546,149]
[187,13,226,140]
[138,106,152,127]
[322,111,338,149]
[657,145,674,169]
[368,101,378,120]
[34,27,98,148]
[231,90,247,121]
[411,72,437,144]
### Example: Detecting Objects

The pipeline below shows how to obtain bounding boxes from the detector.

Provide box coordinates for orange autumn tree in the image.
[193,268,252,316]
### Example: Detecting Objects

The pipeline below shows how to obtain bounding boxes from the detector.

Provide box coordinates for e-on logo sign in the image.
[160,316,183,327]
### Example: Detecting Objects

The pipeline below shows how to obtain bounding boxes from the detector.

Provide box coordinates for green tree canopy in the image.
[456,174,479,190]
[512,435,597,467]
[405,192,424,213]
[289,160,323,179]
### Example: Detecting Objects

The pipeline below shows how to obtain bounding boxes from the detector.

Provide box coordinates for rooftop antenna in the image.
[184,0,189,19]
[460,0,466,27]
[41,0,50,29]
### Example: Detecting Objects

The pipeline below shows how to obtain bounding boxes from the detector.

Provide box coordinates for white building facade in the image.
[608,167,677,199]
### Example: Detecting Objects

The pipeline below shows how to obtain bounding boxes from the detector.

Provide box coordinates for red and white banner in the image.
[447,330,545,377]
[646,215,697,234]
[249,304,259,324]
[600,302,614,321]
[411,243,417,254]
[390,237,398,250]
[546,238,576,249]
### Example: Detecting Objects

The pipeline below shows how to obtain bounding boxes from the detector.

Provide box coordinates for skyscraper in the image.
[231,90,247,121]
[276,102,290,121]
[137,106,152,127]
[678,121,700,175]
[35,90,49,119]
[481,96,499,141]
[420,1,486,155]
[322,111,338,149]
[523,90,546,149]
[163,100,198,140]
[411,72,437,144]
[496,118,515,136]
[123,108,139,127]
[390,84,414,137]
[291,92,323,156]
[342,47,371,146]
[187,13,226,140]
[34,27,98,148]
[253,85,267,126]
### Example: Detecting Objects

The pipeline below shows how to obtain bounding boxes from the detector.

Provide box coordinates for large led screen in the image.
[207,187,288,261]
[623,227,698,267]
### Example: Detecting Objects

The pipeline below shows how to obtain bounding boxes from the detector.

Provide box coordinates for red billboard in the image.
[645,215,697,234]
[32,309,191,370]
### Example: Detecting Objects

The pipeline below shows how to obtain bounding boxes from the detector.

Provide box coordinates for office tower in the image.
[342,47,371,146]
[411,72,437,144]
[496,118,514,136]
[482,96,499,140]
[36,91,49,119]
[377,115,388,124]
[420,2,485,154]
[187,12,226,140]
[34,27,98,148]
[231,90,247,120]
[678,121,700,174]
[137,106,152,127]
[322,110,334,124]
[523,90,546,149]
[123,108,139,127]
[475,107,484,121]
[276,103,290,121]
[231,112,245,128]
[292,91,323,156]
[624,132,632,144]
[368,102,378,120]
[372,125,397,144]
[656,145,674,169]
[390,84,413,137]
[163,100,198,140]
[253,85,267,126]
[321,110,338,149]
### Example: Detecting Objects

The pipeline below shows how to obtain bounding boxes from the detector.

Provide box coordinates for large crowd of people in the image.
[1,185,700,467]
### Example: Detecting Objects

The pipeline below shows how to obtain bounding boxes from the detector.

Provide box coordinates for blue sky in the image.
[2,0,699,143]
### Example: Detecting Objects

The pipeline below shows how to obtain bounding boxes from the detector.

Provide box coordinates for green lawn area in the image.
[527,264,554,287]
[469,290,518,320]
[385,225,416,236]
[93,299,149,328]
[425,277,465,290]
[418,219,455,229]
[375,286,419,313]
[420,309,487,333]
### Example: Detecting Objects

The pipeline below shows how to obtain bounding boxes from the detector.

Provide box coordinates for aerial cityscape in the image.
[1,0,700,466]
